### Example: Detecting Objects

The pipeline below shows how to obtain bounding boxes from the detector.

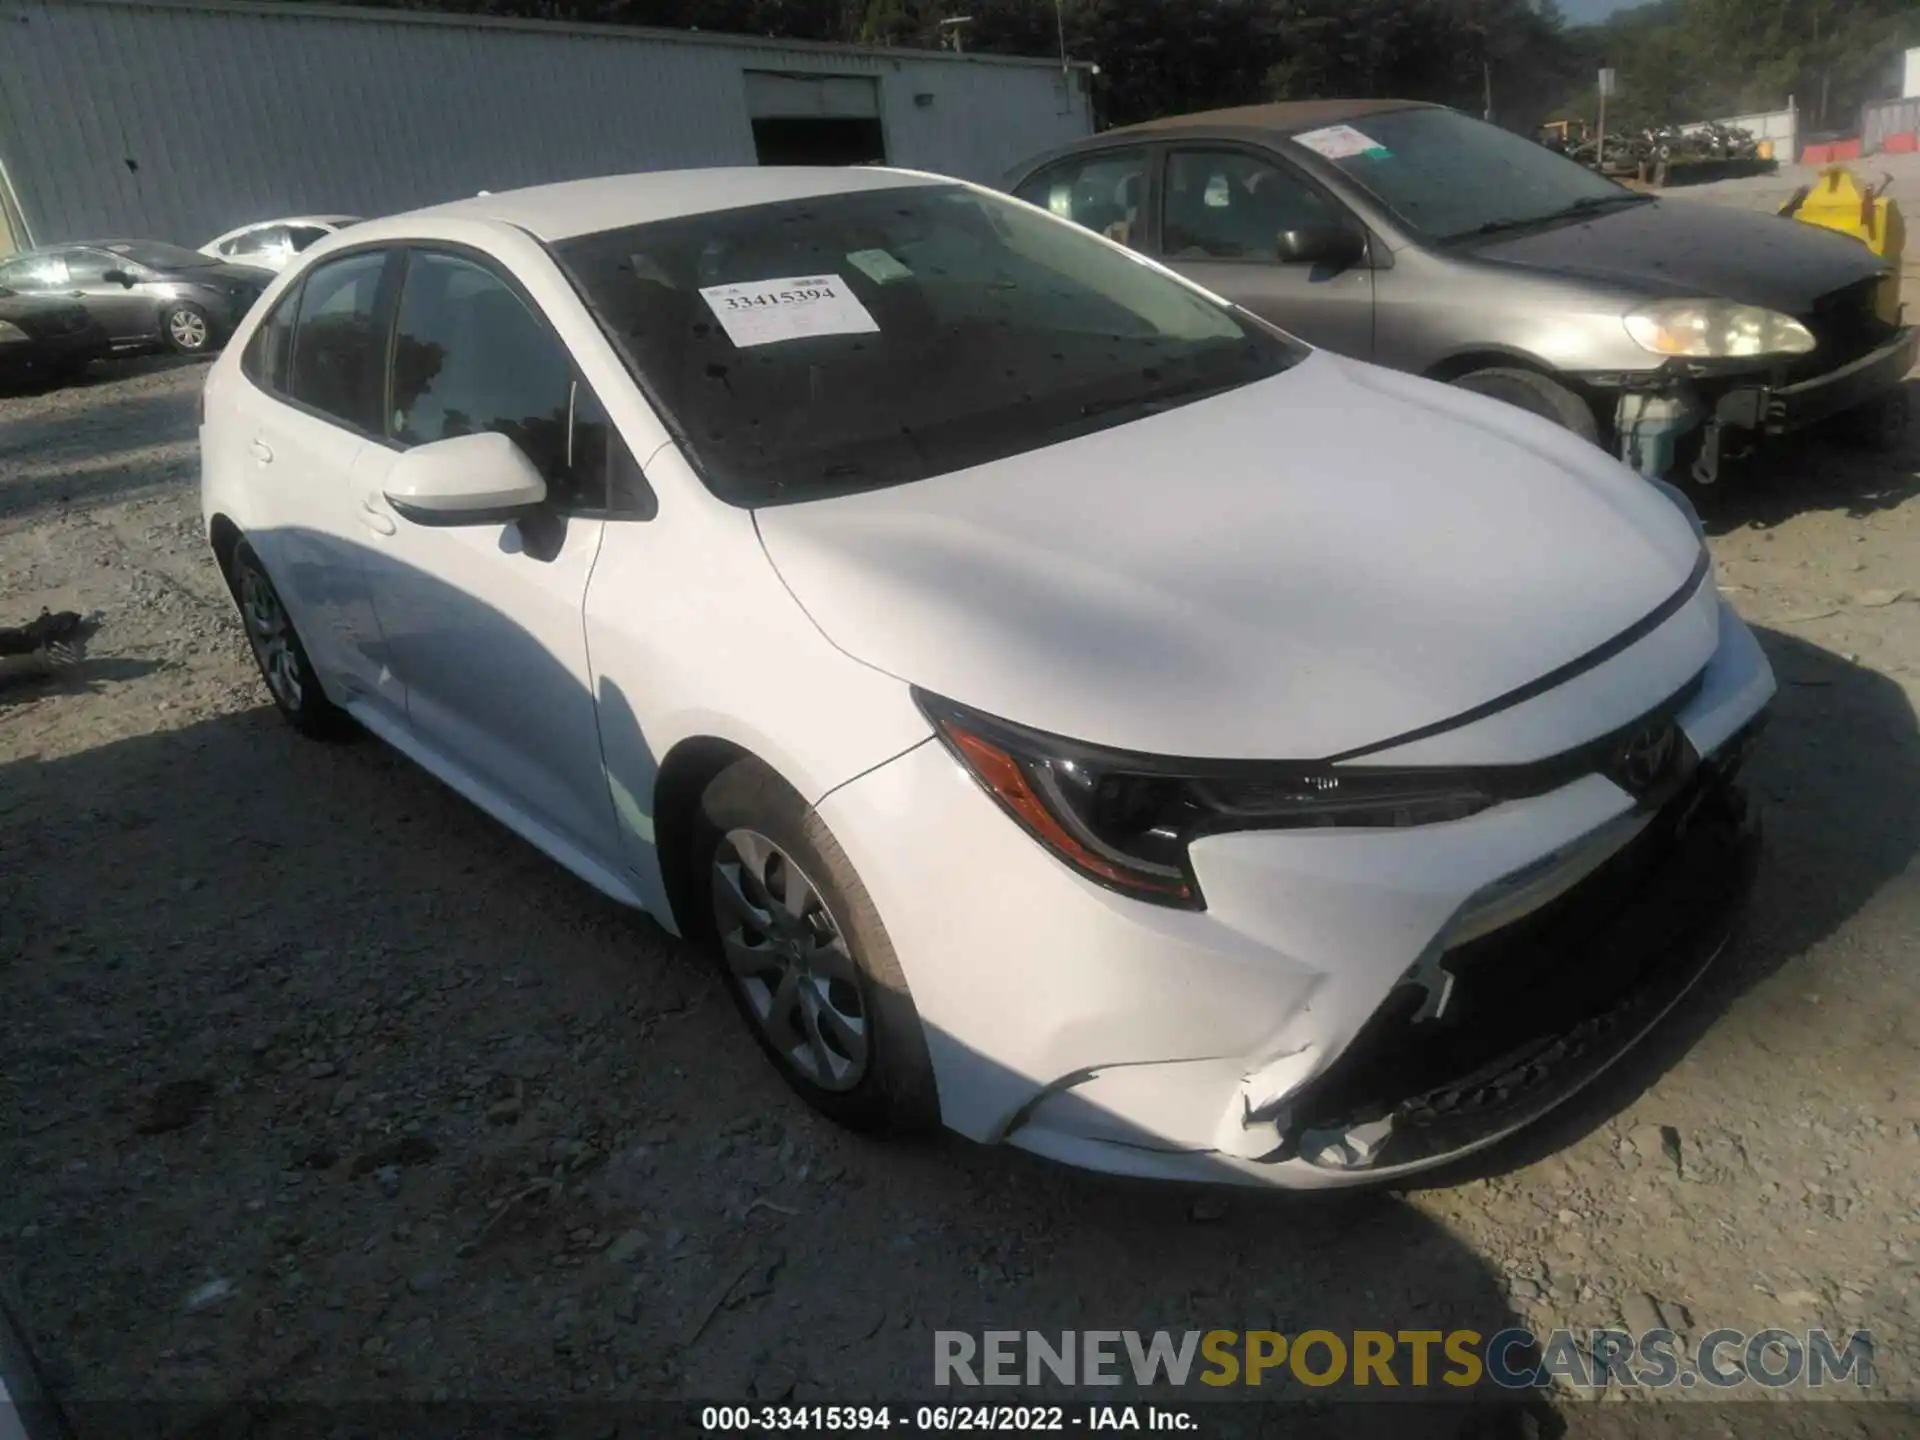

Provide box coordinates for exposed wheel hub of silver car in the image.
[239,566,302,710]
[168,308,208,349]
[711,828,868,1090]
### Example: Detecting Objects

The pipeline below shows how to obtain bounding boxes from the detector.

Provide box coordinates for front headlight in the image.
[0,320,28,343]
[1623,300,1815,359]
[916,691,1496,909]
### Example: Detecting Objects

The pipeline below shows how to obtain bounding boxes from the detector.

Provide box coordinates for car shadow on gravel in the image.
[0,388,202,525]
[0,718,1549,1434]
[0,353,207,404]
[1695,378,1919,533]
[1421,626,1919,1184]
[6,542,1905,1433]
[0,656,166,709]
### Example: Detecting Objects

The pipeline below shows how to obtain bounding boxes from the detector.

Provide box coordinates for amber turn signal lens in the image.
[942,722,1194,902]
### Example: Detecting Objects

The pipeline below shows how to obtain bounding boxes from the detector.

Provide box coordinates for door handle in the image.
[248,439,273,465]
[360,494,396,537]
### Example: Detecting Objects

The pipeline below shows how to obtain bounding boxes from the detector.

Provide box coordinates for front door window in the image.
[1163,149,1353,262]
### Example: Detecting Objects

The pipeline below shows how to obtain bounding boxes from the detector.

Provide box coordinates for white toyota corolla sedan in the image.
[199,166,1775,1188]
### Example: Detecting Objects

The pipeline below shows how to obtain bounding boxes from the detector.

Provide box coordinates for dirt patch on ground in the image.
[2,348,1917,1430]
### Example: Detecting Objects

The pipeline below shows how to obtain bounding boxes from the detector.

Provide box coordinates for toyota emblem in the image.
[1616,721,1678,794]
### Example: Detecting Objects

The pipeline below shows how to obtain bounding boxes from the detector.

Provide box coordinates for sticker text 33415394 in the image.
[698,273,881,349]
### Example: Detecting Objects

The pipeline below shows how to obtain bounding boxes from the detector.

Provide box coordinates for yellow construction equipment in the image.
[1778,165,1906,323]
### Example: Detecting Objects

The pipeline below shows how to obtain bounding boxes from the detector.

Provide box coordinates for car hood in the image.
[754,353,1706,760]
[1464,198,1887,312]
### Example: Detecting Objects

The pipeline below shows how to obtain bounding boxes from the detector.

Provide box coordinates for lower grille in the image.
[1788,276,1896,381]
[1281,719,1766,1172]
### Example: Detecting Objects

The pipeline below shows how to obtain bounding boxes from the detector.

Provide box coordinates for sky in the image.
[1560,0,1654,24]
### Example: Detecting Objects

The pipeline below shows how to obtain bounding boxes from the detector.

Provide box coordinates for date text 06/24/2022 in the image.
[701,1405,1197,1432]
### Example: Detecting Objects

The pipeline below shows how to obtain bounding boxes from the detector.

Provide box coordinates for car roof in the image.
[60,239,194,252]
[244,215,362,227]
[1105,98,1435,138]
[387,166,945,243]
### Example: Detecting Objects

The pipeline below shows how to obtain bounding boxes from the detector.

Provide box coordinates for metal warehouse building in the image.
[0,0,1093,253]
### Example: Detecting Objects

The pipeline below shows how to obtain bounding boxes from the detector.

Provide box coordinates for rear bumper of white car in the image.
[816,601,1775,1189]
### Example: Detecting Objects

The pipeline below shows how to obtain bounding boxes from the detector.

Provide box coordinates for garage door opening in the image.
[751,116,886,166]
[744,71,887,167]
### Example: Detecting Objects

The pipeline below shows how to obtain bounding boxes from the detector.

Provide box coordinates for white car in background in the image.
[197,167,1775,1188]
[199,215,362,272]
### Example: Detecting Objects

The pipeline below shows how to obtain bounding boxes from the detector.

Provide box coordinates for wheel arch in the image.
[1423,349,1608,440]
[208,513,244,598]
[651,734,758,939]
[1422,346,1565,384]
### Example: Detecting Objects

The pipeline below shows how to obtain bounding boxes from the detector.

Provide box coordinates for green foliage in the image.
[1564,0,1920,133]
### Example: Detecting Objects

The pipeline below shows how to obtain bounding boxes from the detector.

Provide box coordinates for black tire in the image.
[1451,367,1602,447]
[229,539,354,740]
[690,757,939,1135]
[161,301,214,355]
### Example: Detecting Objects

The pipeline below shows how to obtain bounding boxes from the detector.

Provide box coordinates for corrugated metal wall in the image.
[1864,96,1920,155]
[0,0,1091,247]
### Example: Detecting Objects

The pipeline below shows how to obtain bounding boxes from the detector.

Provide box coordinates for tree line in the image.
[307,0,1920,136]
[1562,0,1917,136]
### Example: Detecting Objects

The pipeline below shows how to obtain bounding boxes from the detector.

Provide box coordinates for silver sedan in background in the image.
[1008,100,1915,486]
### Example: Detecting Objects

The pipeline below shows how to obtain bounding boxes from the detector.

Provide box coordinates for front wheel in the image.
[231,540,353,739]
[691,758,939,1134]
[162,302,213,354]
[1450,367,1601,447]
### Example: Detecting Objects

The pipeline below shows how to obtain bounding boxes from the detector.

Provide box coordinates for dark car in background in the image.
[0,286,110,390]
[1007,100,1914,486]
[0,240,272,358]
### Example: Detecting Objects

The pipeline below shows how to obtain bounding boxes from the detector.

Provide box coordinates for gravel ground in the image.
[1661,152,1920,224]
[2,268,1919,1434]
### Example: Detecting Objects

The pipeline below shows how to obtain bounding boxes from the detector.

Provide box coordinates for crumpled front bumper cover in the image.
[1275,727,1763,1176]
[1717,325,1917,435]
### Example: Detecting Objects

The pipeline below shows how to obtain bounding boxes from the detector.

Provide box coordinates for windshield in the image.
[1297,107,1643,242]
[96,240,217,270]
[554,183,1304,506]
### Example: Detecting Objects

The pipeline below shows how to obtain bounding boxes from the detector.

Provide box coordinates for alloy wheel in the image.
[168,308,209,350]
[711,828,869,1091]
[239,565,303,710]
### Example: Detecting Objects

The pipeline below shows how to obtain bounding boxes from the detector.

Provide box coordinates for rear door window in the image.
[1,253,71,290]
[242,281,302,394]
[1013,148,1150,251]
[286,251,390,432]
[229,225,290,261]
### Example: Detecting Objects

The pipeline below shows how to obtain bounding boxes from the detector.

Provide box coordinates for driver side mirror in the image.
[383,430,548,527]
[1276,226,1366,268]
[102,268,137,288]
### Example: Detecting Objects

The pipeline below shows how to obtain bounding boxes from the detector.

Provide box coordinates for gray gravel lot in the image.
[2,262,1918,1433]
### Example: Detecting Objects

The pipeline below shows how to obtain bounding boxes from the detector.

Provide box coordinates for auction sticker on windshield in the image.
[1293,124,1390,160]
[699,274,879,348]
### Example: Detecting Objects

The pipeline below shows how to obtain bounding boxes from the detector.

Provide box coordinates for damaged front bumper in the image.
[817,593,1775,1190]
[1597,325,1917,485]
